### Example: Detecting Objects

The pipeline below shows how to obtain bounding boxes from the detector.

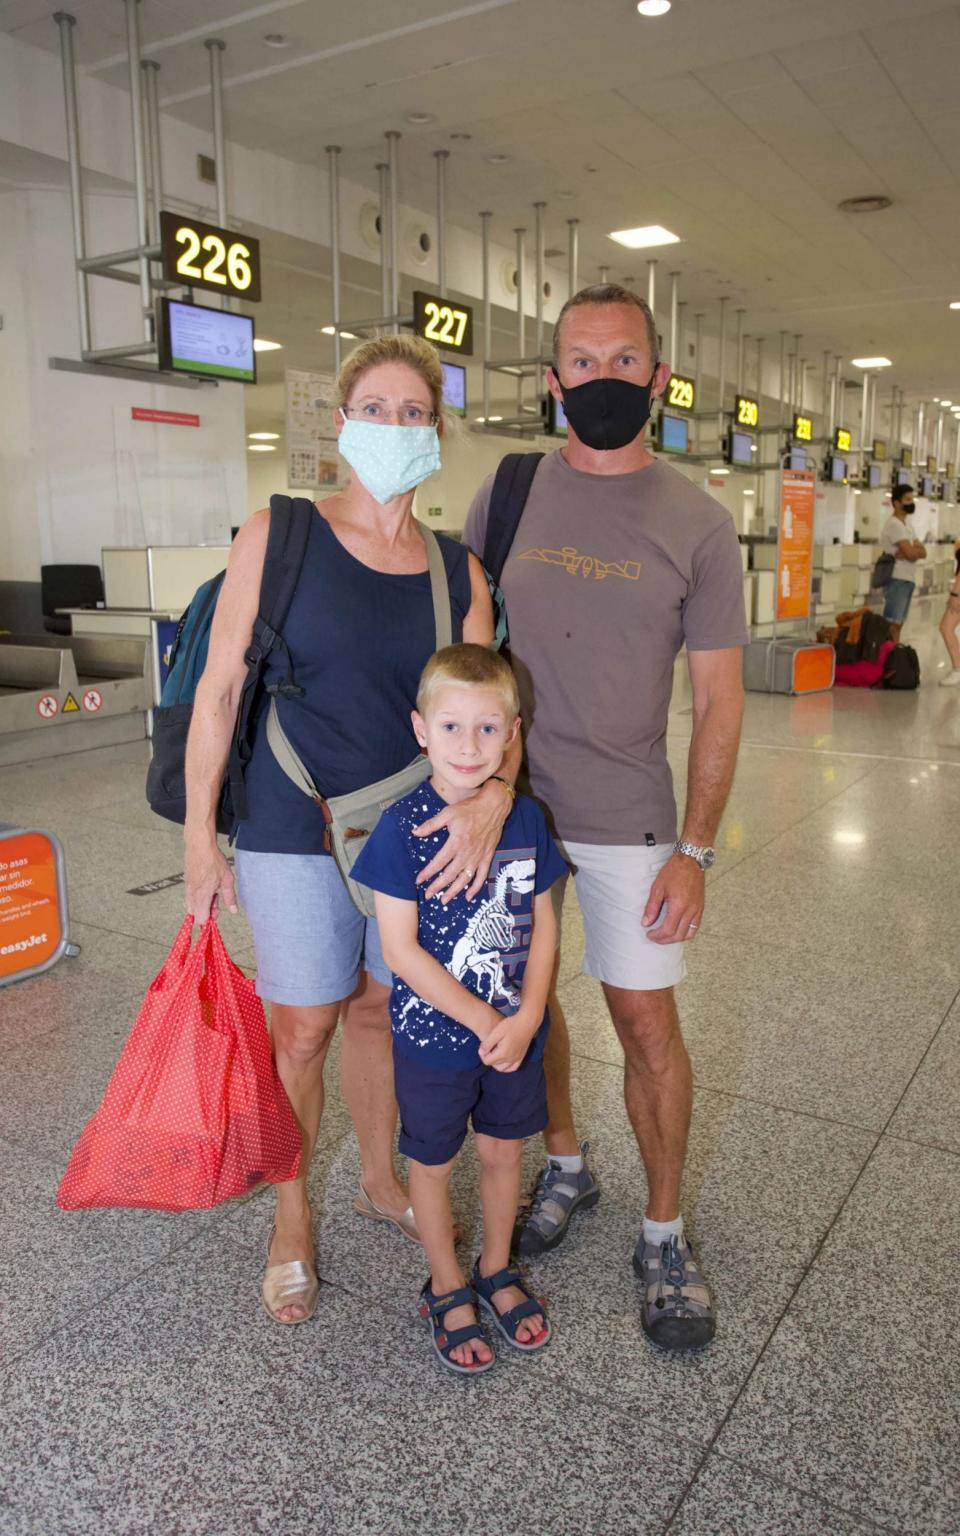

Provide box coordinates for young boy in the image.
[352,643,566,1374]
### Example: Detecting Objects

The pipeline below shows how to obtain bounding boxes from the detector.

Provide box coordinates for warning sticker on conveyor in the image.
[82,689,103,714]
[62,693,80,713]
[37,695,58,719]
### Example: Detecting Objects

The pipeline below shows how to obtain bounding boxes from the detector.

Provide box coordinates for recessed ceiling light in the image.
[743,489,755,496]
[942,400,953,407]
[951,302,960,310]
[262,33,290,48]
[321,326,358,339]
[710,466,730,475]
[486,153,511,165]
[851,356,891,368]
[248,431,280,440]
[406,111,435,125]
[253,338,282,352]
[609,225,680,249]
[450,131,472,141]
[637,0,671,14]
[248,443,277,452]
[838,195,893,214]
[475,415,503,422]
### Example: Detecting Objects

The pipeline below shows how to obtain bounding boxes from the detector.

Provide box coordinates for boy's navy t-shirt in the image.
[352,781,567,1069]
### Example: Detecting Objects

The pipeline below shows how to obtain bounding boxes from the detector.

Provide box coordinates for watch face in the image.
[700,848,716,870]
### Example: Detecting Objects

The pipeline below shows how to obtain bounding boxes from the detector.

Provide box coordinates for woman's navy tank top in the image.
[236,512,471,854]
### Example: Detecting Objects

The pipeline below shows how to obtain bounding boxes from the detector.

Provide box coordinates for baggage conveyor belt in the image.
[0,634,151,766]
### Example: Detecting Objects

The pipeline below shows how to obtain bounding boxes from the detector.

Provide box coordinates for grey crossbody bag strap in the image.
[265,523,453,915]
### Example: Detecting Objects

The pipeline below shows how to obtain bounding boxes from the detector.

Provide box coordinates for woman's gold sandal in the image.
[261,1224,320,1325]
[353,1184,463,1246]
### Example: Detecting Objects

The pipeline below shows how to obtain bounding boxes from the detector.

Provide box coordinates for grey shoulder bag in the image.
[266,524,452,916]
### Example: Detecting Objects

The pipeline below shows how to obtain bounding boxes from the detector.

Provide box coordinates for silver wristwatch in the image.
[674,838,716,871]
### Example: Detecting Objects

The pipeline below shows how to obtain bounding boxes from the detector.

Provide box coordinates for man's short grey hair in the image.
[552,284,660,368]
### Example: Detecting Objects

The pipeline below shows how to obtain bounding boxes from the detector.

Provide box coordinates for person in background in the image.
[881,484,926,626]
[938,536,960,686]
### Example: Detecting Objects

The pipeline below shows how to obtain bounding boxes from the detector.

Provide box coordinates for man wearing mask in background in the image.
[463,285,747,1351]
[881,483,926,627]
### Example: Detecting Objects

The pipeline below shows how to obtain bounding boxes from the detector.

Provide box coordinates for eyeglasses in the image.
[342,403,437,427]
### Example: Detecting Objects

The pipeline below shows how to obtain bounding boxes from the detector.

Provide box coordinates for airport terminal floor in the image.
[1,596,957,1536]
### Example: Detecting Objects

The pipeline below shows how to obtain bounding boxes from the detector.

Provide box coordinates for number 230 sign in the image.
[160,212,261,302]
[413,291,474,355]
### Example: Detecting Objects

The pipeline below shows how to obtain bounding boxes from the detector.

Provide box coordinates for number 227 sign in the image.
[413,291,474,355]
[160,212,261,302]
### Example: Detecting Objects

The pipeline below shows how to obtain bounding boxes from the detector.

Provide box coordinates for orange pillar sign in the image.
[0,829,68,985]
[777,467,816,622]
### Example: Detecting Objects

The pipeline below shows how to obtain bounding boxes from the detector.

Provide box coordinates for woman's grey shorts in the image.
[234,849,391,1007]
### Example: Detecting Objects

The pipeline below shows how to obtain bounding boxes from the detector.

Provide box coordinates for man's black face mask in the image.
[552,368,658,451]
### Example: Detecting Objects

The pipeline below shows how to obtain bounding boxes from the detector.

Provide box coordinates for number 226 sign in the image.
[413,291,474,355]
[160,212,261,302]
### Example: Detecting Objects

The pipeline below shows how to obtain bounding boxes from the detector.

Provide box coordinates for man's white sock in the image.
[550,1151,583,1174]
[643,1214,684,1247]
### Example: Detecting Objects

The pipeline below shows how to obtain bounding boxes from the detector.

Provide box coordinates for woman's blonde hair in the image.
[335,334,444,419]
[416,643,520,719]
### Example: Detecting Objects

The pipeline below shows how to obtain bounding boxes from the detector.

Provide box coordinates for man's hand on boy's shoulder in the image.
[479,1008,540,1073]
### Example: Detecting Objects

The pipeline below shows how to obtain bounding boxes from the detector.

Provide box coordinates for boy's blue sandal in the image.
[471,1261,552,1352]
[418,1282,495,1375]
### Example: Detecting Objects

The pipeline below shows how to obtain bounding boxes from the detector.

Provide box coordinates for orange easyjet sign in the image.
[0,831,66,983]
[777,468,816,622]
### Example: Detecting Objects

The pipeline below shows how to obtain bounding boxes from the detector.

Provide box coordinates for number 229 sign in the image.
[413,291,474,355]
[160,211,261,302]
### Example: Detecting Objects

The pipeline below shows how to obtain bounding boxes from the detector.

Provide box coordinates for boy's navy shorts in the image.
[394,1043,548,1166]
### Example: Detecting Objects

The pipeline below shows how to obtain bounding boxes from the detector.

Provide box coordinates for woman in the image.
[184,335,515,1322]
[938,537,960,686]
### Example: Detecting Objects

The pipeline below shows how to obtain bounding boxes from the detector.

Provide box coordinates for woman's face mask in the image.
[337,410,441,505]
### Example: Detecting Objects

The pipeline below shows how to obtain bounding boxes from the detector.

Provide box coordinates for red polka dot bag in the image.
[57,917,301,1211]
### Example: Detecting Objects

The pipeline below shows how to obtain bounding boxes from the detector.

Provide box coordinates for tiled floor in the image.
[1,594,958,1535]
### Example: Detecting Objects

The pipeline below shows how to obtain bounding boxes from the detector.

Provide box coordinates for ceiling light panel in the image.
[608,225,680,249]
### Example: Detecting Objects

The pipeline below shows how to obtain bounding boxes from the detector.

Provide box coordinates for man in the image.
[881,484,926,626]
[463,284,747,1351]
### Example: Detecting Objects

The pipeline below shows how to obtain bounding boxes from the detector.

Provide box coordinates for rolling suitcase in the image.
[743,637,835,695]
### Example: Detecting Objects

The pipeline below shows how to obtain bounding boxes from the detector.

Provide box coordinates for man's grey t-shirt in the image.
[881,514,917,584]
[464,450,748,847]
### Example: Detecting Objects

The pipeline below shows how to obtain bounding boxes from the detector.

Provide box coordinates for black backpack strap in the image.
[483,453,544,586]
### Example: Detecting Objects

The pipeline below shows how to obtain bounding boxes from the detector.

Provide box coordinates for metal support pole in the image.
[53,12,91,356]
[567,219,579,296]
[480,211,492,423]
[142,59,163,241]
[434,150,449,298]
[377,163,390,320]
[860,371,870,479]
[599,264,609,284]
[677,301,687,368]
[793,335,802,412]
[735,309,745,393]
[935,408,944,469]
[694,313,703,450]
[821,352,831,429]
[386,131,400,333]
[647,258,657,320]
[534,201,545,399]
[955,418,960,472]
[326,145,342,372]
[717,297,728,418]
[515,228,526,412]
[799,359,807,413]
[834,355,843,435]
[204,39,227,226]
[126,0,153,341]
[828,363,837,442]
[778,330,787,427]
[867,375,877,454]
[755,336,764,403]
[669,272,679,366]
[916,403,925,464]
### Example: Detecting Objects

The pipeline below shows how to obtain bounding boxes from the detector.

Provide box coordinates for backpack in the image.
[146,494,314,834]
[482,453,544,650]
[881,643,920,690]
[871,551,894,589]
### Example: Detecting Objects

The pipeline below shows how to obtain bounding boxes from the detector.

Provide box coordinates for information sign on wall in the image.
[776,468,816,622]
[285,370,340,490]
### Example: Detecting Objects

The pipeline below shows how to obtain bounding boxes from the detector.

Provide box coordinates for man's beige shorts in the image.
[552,840,688,992]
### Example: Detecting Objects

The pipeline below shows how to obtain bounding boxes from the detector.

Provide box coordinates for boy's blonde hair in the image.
[417,643,519,719]
[336,334,444,419]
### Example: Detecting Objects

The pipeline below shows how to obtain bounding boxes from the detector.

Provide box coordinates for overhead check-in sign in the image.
[793,412,813,443]
[413,291,474,355]
[160,211,261,303]
[666,374,695,412]
[735,393,759,429]
[834,426,852,454]
[926,455,938,474]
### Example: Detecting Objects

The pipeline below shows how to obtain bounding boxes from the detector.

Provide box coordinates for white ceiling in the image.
[6,0,960,401]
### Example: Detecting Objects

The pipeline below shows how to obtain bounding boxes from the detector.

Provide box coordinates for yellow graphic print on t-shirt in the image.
[517,546,642,582]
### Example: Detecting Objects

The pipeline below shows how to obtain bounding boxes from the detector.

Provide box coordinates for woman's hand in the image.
[185,834,238,922]
[413,781,512,903]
